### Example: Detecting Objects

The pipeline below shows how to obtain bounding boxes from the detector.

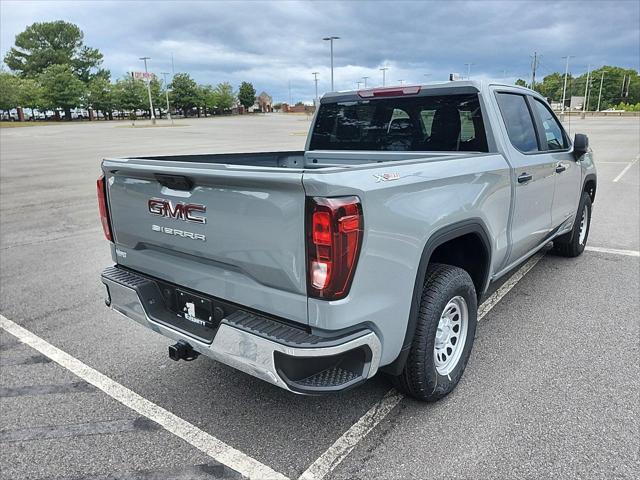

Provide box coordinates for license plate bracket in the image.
[176,289,215,329]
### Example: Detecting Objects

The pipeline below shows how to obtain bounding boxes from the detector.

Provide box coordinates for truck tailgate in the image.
[102,158,308,324]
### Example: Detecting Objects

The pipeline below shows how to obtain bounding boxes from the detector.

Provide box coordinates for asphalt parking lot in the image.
[1,114,638,479]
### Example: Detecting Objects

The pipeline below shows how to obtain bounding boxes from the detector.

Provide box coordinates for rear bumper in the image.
[101,266,381,394]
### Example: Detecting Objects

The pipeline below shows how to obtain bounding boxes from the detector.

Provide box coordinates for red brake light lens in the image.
[97,174,113,242]
[306,196,363,300]
[358,85,421,98]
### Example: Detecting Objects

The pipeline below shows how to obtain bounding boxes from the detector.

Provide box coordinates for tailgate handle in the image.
[155,174,193,191]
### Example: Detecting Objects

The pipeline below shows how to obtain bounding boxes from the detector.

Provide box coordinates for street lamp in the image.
[139,56,156,125]
[161,72,173,125]
[380,67,389,87]
[561,55,575,113]
[464,62,474,80]
[312,72,319,107]
[322,36,340,91]
[362,76,369,88]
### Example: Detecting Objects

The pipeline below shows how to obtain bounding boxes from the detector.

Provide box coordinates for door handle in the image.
[517,173,533,183]
[555,164,567,173]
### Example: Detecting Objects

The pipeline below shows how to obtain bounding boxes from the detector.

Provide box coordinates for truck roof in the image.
[320,80,537,103]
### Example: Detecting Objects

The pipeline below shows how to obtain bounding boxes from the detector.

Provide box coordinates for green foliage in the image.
[214,82,235,111]
[113,76,146,112]
[614,102,640,111]
[238,81,256,110]
[87,77,114,112]
[38,64,85,117]
[0,72,20,111]
[532,65,639,110]
[533,72,564,101]
[4,21,103,82]
[150,78,165,111]
[169,73,200,114]
[202,82,235,113]
[17,78,44,110]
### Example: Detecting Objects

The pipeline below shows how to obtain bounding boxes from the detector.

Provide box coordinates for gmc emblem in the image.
[148,198,206,224]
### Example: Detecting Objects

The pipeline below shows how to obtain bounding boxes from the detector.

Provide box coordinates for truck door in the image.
[529,98,581,230]
[495,92,555,265]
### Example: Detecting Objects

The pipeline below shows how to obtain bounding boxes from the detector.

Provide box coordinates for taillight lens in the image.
[96,174,113,242]
[306,196,363,300]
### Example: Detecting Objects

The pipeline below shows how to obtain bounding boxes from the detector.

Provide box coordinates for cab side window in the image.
[533,99,568,150]
[495,93,539,153]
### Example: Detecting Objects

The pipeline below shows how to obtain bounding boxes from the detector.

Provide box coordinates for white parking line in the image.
[0,315,289,480]
[585,246,639,257]
[613,156,638,183]
[298,251,546,480]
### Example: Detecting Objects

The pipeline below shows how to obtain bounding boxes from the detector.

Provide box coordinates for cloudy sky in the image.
[1,0,638,103]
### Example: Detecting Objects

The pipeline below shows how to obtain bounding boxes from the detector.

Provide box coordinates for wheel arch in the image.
[583,173,597,203]
[382,219,492,375]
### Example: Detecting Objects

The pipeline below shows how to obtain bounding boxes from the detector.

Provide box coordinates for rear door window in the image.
[495,92,539,153]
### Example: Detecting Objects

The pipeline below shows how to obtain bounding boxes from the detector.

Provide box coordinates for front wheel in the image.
[392,263,477,402]
[553,191,592,257]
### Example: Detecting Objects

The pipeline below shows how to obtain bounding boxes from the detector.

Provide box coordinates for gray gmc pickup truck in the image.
[99,81,597,401]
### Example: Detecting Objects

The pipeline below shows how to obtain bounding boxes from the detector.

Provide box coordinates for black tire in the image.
[553,191,592,257]
[392,263,477,402]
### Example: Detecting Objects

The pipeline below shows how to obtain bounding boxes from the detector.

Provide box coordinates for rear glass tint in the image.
[309,94,488,152]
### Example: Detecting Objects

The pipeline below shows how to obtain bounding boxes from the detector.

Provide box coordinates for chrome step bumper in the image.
[101,266,381,394]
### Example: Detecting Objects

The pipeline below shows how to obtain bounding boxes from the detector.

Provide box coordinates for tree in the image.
[214,82,235,112]
[17,78,44,114]
[4,21,104,81]
[0,72,20,113]
[534,72,564,101]
[149,77,164,117]
[170,73,200,116]
[38,64,85,120]
[87,77,114,119]
[238,81,256,110]
[515,79,527,87]
[113,76,146,115]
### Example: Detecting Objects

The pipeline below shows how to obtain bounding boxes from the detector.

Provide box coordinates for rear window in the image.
[309,94,488,152]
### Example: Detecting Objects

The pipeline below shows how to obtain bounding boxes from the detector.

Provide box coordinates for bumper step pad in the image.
[296,366,360,388]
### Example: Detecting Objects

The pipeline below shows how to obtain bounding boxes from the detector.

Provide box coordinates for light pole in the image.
[398,79,404,85]
[362,76,369,88]
[322,36,340,91]
[139,56,156,125]
[423,73,432,83]
[380,67,389,87]
[583,64,591,113]
[596,71,605,112]
[465,63,474,80]
[312,72,319,107]
[161,72,173,124]
[561,55,574,113]
[356,81,362,89]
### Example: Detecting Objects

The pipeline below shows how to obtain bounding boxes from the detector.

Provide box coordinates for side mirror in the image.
[573,133,589,160]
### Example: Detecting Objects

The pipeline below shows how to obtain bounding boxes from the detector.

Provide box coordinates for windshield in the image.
[309,93,488,152]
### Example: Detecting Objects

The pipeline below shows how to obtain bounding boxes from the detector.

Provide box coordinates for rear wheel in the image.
[392,263,477,401]
[553,191,592,257]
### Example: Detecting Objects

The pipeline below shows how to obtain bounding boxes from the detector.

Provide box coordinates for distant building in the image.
[570,96,585,111]
[257,92,273,112]
[281,103,315,114]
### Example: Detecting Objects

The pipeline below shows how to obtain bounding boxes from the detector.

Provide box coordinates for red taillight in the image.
[358,85,421,98]
[96,174,113,242]
[306,196,363,300]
